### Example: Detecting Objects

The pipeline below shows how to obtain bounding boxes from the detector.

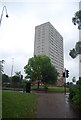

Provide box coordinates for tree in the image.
[69,82,73,86]
[72,10,81,30]
[67,82,70,86]
[69,41,81,58]
[69,9,81,83]
[76,78,81,86]
[69,48,77,59]
[2,74,10,86]
[41,63,58,84]
[12,71,23,88]
[24,55,58,88]
[72,77,76,83]
[24,56,42,81]
[75,41,81,54]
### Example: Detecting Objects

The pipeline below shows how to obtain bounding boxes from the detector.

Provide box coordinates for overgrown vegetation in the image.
[69,85,81,110]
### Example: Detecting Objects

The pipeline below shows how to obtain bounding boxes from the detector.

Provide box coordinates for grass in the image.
[2,86,69,118]
[48,86,69,92]
[31,84,69,93]
[0,91,2,95]
[31,84,45,89]
[2,91,38,118]
[0,91,2,119]
[31,84,69,92]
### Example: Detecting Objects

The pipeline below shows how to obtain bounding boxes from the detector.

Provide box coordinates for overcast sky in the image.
[0,0,80,82]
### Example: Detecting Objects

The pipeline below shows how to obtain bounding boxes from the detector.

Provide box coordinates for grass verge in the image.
[0,91,2,119]
[48,86,69,92]
[2,91,38,118]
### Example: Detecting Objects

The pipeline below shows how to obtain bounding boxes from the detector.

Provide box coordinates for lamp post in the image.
[0,6,9,26]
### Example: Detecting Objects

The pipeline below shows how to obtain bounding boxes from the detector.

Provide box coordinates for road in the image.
[36,92,80,118]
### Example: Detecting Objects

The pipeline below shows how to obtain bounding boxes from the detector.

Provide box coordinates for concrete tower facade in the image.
[34,22,64,76]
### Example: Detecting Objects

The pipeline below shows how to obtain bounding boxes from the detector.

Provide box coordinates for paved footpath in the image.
[36,92,80,118]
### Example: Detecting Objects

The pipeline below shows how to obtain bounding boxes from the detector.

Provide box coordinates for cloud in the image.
[65,56,79,82]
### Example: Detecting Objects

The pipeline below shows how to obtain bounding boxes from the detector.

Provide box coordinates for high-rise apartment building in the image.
[34,22,64,76]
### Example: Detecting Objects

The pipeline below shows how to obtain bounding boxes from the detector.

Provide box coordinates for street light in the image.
[0,6,9,26]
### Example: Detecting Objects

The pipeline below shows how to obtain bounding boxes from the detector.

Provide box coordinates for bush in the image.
[69,85,81,110]
[69,85,78,99]
[72,93,81,109]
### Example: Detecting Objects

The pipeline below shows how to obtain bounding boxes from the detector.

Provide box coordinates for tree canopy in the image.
[2,74,10,84]
[11,71,23,88]
[72,10,81,30]
[69,48,77,59]
[24,55,58,84]
[69,10,81,58]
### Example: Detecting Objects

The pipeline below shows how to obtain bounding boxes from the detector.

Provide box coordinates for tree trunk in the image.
[37,81,40,89]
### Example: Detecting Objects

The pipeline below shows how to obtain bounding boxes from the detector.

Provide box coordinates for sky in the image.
[0,0,80,82]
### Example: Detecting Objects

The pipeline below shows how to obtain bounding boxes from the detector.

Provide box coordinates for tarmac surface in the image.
[35,92,81,118]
